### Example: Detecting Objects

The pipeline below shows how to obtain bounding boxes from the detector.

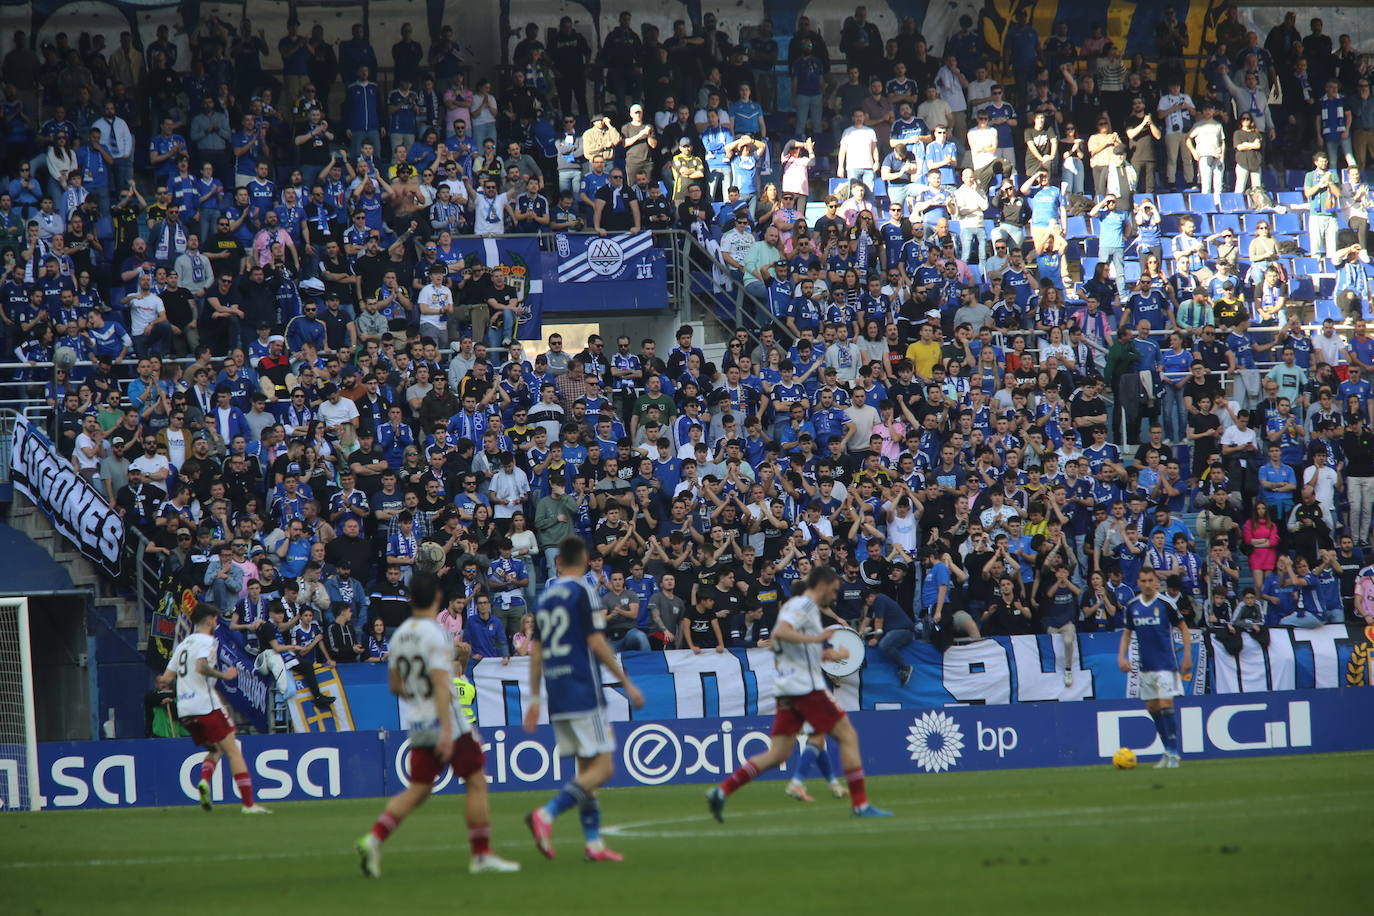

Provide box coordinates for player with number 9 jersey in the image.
[171,631,223,718]
[158,604,269,814]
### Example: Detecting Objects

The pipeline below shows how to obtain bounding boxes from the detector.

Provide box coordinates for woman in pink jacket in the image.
[1241,503,1279,592]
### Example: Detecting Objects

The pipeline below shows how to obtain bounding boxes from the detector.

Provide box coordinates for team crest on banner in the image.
[1346,625,1374,686]
[555,232,660,283]
[288,664,355,732]
[448,236,544,340]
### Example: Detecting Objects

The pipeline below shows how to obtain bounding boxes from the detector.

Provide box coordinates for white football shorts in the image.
[1139,670,1182,701]
[552,708,616,758]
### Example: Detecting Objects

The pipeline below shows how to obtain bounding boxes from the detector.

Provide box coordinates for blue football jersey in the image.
[534,576,606,719]
[1124,594,1182,673]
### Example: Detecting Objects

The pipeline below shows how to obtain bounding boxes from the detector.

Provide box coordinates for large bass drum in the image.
[819,626,866,678]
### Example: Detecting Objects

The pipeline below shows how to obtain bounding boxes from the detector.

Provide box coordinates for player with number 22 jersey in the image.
[524,537,644,863]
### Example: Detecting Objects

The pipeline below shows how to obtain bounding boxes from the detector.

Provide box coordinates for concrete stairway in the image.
[7,495,144,636]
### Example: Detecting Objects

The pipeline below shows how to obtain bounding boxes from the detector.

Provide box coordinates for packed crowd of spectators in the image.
[18,8,1374,698]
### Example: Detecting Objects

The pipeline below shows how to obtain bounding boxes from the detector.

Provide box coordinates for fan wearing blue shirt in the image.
[344,66,382,158]
[728,86,764,137]
[1090,196,1130,300]
[1119,567,1191,767]
[1124,282,1172,332]
[1021,171,1063,243]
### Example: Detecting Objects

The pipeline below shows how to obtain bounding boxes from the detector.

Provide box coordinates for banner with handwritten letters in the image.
[322,627,1366,731]
[212,621,273,734]
[20,688,1373,809]
[10,414,125,577]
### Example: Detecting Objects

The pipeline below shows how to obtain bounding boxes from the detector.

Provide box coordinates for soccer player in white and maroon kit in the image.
[708,566,892,819]
[157,604,270,814]
[356,572,519,877]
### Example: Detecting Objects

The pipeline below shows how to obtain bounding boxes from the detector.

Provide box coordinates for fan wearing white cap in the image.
[621,103,656,187]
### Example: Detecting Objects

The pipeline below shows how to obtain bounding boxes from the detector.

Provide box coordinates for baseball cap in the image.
[677,137,692,148]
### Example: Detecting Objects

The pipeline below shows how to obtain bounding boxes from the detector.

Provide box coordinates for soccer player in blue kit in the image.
[1118,567,1193,768]
[523,537,645,862]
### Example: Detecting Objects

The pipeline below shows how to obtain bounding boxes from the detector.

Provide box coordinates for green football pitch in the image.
[3,752,1367,915]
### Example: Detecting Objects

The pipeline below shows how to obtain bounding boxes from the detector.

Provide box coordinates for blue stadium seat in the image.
[966,264,984,285]
[1081,237,1099,257]
[1289,275,1316,299]
[1285,170,1307,188]
[1161,236,1174,259]
[1241,213,1269,232]
[1211,213,1241,234]
[1189,194,1218,213]
[1123,259,1142,283]
[1065,215,1089,238]
[1218,192,1246,211]
[1292,256,1320,275]
[1157,193,1187,213]
[1273,212,1303,236]
[1275,191,1304,207]
[1239,233,1256,251]
[1314,299,1341,321]
[1081,257,1099,277]
[1316,276,1337,298]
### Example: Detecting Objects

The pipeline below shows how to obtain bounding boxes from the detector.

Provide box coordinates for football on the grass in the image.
[1112,747,1137,769]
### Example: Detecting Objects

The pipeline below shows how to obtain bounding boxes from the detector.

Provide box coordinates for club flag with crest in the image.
[445,235,545,340]
[554,232,662,283]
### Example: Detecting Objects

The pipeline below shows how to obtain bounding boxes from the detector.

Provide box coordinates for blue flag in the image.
[447,236,545,340]
[554,232,663,283]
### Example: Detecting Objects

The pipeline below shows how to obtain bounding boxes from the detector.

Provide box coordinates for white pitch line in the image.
[4,787,1366,867]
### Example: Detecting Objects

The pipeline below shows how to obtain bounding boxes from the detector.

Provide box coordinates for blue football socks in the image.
[578,796,601,842]
[1159,708,1179,755]
[543,780,588,821]
[813,743,835,781]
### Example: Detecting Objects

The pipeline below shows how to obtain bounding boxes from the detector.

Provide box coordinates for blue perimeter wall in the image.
[29,688,1374,809]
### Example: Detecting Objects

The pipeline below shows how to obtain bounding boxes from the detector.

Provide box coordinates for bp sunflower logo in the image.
[906,711,965,773]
